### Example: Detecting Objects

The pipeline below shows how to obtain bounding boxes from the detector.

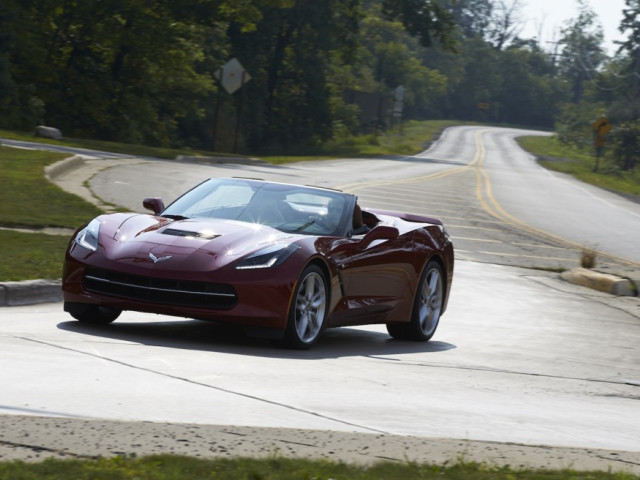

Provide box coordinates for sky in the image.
[519,0,628,54]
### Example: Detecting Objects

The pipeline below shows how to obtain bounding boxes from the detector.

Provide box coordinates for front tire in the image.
[65,302,121,324]
[387,260,444,341]
[283,265,328,349]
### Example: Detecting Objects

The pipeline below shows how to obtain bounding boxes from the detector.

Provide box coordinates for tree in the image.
[496,45,564,127]
[557,0,605,103]
[617,0,640,118]
[358,4,447,121]
[449,37,502,120]
[0,0,590,150]
[486,0,525,51]
[554,101,606,148]
[381,0,457,51]
[228,0,362,152]
[3,0,295,147]
[612,121,640,170]
[448,0,493,39]
[0,0,17,128]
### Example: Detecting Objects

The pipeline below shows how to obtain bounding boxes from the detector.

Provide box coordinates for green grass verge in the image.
[0,145,98,281]
[321,119,464,157]
[516,135,640,198]
[0,146,103,229]
[0,455,637,480]
[0,230,70,281]
[262,119,463,163]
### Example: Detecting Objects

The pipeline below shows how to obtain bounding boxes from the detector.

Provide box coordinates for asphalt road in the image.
[2,126,640,469]
[85,125,640,271]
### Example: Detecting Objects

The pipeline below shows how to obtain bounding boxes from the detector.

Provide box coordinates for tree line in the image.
[0,0,639,168]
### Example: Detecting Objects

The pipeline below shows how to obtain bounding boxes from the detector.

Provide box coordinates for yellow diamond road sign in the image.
[593,117,612,135]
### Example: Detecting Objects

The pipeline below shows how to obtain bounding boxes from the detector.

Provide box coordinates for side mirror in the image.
[143,197,165,215]
[359,225,399,249]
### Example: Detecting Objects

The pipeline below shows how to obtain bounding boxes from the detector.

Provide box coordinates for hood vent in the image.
[162,228,220,240]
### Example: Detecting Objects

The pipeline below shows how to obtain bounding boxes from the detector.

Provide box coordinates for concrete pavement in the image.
[2,152,640,472]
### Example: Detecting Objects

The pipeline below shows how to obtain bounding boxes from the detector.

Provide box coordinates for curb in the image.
[560,268,637,296]
[44,155,89,180]
[0,280,62,306]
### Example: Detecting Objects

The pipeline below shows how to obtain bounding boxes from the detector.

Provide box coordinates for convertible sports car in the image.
[62,177,454,348]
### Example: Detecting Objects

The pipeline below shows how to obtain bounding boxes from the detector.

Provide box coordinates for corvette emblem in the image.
[149,252,172,263]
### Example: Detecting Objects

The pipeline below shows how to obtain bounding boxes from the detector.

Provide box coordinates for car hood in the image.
[103,214,300,270]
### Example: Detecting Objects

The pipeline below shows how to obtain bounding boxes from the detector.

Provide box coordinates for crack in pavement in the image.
[0,439,94,459]
[17,336,388,435]
[365,355,640,387]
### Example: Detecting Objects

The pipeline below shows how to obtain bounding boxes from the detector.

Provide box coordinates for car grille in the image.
[83,267,237,309]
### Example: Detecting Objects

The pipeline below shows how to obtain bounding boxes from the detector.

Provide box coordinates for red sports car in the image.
[62,177,454,348]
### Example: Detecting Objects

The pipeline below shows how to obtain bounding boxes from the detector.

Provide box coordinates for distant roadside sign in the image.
[393,85,405,117]
[214,58,251,95]
[592,117,612,136]
[592,116,612,150]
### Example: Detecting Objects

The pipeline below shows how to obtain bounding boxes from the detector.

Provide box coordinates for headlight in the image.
[236,244,300,270]
[75,218,101,252]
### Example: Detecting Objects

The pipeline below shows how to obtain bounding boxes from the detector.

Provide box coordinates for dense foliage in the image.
[0,0,639,165]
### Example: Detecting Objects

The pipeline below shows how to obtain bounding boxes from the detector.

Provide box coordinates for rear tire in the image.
[387,260,444,341]
[65,302,121,324]
[283,265,328,349]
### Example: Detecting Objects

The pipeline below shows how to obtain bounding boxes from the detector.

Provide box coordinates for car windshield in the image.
[161,178,353,236]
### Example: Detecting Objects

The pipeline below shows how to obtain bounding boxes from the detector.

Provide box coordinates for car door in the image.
[327,226,418,325]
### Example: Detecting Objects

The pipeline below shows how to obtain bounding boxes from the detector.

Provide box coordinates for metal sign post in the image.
[592,117,612,172]
[212,58,251,152]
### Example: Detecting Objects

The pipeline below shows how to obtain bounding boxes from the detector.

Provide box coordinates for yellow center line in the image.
[471,130,640,268]
[447,225,503,232]
[451,236,502,243]
[335,130,639,268]
[478,251,578,262]
[336,163,473,192]
[511,242,569,251]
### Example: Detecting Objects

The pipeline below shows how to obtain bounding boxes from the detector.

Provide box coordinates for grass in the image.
[0,146,102,228]
[321,119,463,156]
[0,145,101,282]
[0,455,638,479]
[516,135,640,198]
[254,120,464,163]
[0,230,70,281]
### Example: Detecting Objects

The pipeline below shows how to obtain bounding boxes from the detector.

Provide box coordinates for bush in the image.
[612,121,640,171]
